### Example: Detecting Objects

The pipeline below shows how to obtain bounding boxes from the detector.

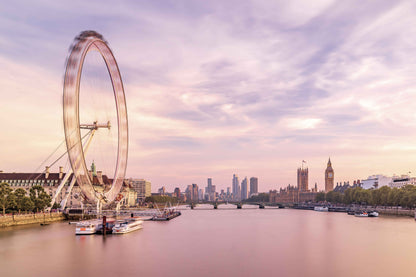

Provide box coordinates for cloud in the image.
[1,0,416,192]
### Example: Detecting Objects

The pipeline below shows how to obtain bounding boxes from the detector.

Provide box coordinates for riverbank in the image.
[293,203,415,217]
[0,212,65,227]
[372,207,414,217]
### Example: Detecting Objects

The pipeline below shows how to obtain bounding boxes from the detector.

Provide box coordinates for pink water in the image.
[1,206,415,277]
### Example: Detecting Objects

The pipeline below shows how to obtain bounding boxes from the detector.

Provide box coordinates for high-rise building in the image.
[192,183,199,202]
[325,158,334,192]
[129,179,151,204]
[232,174,240,201]
[241,177,248,200]
[250,177,258,196]
[198,188,204,201]
[185,185,192,202]
[173,187,181,199]
[297,167,308,191]
[158,186,166,195]
[205,178,216,201]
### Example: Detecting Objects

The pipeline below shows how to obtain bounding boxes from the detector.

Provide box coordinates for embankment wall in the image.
[0,212,65,227]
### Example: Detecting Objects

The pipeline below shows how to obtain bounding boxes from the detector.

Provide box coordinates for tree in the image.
[326,191,335,203]
[315,192,326,202]
[244,193,269,202]
[52,202,61,209]
[325,191,343,204]
[0,182,14,215]
[21,197,35,212]
[145,195,178,204]
[378,186,391,206]
[29,185,51,212]
[387,188,400,206]
[343,188,353,204]
[14,188,28,213]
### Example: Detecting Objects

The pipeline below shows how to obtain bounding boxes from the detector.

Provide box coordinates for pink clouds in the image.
[1,1,416,193]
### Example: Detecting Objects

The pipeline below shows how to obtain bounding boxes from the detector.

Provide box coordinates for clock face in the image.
[328,173,333,178]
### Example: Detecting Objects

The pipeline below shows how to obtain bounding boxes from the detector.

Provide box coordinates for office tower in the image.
[241,177,248,200]
[250,177,258,196]
[232,174,240,201]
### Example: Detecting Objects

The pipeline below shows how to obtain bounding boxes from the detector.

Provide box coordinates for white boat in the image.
[368,211,379,217]
[75,221,100,235]
[112,218,143,234]
[355,211,368,217]
[314,206,329,212]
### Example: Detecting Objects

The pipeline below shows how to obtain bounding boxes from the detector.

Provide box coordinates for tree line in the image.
[315,185,416,208]
[145,195,179,204]
[243,193,270,203]
[0,182,53,215]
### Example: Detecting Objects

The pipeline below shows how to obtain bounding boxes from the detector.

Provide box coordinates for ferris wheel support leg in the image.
[96,200,102,216]
[60,131,96,210]
[116,202,121,215]
[49,170,73,211]
[60,176,77,210]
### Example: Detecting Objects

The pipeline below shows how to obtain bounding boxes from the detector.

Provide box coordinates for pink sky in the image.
[1,1,416,192]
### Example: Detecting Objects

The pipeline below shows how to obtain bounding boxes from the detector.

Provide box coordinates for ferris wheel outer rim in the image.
[63,31,128,204]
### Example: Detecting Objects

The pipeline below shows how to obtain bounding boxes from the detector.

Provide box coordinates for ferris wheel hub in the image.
[80,121,111,130]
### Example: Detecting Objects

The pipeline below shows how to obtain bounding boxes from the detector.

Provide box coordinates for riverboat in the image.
[112,218,143,234]
[354,211,368,217]
[152,210,181,221]
[75,221,100,235]
[314,206,329,212]
[368,211,379,217]
[96,220,116,234]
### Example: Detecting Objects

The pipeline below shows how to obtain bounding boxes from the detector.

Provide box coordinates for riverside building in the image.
[1,166,137,209]
[127,178,151,204]
[270,165,317,204]
[297,167,308,191]
[360,175,392,189]
[389,175,416,188]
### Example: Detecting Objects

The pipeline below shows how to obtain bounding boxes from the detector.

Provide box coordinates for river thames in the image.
[1,206,416,277]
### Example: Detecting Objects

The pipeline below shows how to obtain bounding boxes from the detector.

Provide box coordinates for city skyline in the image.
[2,1,416,193]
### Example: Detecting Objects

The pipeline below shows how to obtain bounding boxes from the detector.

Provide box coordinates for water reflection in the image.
[1,209,416,277]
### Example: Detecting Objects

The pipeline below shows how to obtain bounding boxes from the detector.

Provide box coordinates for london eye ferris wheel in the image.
[63,31,128,206]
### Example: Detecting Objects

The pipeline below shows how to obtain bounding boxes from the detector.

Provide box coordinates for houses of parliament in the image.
[269,158,334,203]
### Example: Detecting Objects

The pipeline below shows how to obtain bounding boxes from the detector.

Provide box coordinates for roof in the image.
[0,172,66,181]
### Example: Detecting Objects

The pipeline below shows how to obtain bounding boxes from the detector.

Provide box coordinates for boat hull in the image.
[354,213,368,217]
[112,219,144,234]
[314,207,328,212]
[113,224,143,234]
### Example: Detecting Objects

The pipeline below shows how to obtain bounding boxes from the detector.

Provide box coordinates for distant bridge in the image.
[186,201,286,210]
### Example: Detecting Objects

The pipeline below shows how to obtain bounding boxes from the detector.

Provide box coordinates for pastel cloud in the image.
[1,0,416,192]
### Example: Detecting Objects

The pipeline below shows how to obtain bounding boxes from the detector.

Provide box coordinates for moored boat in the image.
[152,209,181,221]
[96,220,116,234]
[314,206,329,212]
[354,211,368,217]
[112,218,143,234]
[368,211,379,217]
[75,221,100,235]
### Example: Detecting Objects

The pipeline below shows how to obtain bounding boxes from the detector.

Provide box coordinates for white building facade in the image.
[360,175,392,189]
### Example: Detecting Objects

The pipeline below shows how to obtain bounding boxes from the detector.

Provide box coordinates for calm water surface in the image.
[1,206,416,277]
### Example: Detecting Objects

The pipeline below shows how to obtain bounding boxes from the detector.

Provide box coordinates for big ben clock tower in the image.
[325,158,334,192]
